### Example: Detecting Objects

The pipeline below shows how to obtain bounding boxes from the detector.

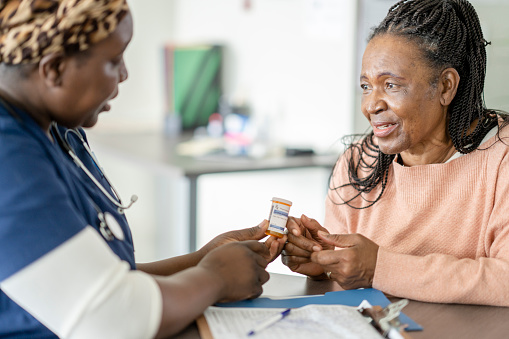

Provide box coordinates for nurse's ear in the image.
[38,52,66,88]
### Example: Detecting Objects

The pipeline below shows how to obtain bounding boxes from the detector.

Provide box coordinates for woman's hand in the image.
[198,240,271,302]
[282,215,334,278]
[198,220,286,263]
[311,231,379,289]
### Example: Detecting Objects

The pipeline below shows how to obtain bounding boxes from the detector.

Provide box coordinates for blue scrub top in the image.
[0,102,136,338]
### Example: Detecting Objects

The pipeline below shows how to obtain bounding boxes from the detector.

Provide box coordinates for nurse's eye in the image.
[360,84,370,91]
[385,82,398,90]
[111,55,123,66]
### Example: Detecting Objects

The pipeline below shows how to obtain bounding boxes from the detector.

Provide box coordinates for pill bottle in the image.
[266,197,292,238]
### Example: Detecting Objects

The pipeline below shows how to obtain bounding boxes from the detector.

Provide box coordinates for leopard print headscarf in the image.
[0,0,129,65]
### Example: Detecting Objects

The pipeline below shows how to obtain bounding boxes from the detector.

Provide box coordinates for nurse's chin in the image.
[81,115,100,129]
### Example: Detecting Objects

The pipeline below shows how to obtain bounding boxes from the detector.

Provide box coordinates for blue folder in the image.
[216,288,422,331]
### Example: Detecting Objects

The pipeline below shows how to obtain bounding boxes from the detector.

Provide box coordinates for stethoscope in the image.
[51,123,138,241]
[51,123,138,211]
[0,95,136,242]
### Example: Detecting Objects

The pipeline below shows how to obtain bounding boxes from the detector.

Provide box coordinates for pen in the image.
[247,308,291,336]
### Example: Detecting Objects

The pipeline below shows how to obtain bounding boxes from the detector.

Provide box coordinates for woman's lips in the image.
[372,123,398,137]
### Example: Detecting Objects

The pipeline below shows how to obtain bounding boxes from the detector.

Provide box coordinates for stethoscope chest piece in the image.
[99,212,125,241]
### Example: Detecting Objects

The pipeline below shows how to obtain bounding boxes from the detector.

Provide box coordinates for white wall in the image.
[102,0,357,153]
[99,0,176,129]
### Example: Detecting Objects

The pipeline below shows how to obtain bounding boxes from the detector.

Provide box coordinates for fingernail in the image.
[292,229,299,236]
[312,245,321,252]
[301,214,309,221]
[318,231,327,237]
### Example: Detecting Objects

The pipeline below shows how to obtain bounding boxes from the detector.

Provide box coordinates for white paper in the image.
[203,304,383,339]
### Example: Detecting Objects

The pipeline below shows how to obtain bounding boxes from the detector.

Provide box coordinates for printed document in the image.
[202,304,383,339]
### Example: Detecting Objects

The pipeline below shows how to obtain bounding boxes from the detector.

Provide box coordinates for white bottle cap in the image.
[271,197,292,206]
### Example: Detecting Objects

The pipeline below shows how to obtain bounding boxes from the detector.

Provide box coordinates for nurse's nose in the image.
[119,58,128,83]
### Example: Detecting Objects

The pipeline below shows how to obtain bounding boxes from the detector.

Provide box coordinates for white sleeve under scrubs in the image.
[0,104,162,338]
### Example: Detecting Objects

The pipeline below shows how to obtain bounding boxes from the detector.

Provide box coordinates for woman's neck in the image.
[399,142,457,166]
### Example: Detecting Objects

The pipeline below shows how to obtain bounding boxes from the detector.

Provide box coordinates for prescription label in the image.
[266,198,292,238]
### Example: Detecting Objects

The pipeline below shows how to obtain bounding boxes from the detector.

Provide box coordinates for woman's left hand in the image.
[311,231,379,290]
[199,220,286,263]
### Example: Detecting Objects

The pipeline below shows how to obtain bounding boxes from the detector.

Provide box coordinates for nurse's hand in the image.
[199,220,286,263]
[310,232,379,289]
[282,215,334,279]
[198,240,271,302]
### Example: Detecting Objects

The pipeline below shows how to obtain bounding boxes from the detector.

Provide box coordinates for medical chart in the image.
[201,304,383,339]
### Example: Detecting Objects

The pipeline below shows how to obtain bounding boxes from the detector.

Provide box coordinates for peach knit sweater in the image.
[324,127,509,306]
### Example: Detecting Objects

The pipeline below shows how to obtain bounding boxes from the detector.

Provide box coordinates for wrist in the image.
[194,265,227,301]
[194,247,206,261]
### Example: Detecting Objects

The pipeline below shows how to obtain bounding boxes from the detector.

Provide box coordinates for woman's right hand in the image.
[282,215,334,278]
[198,240,271,302]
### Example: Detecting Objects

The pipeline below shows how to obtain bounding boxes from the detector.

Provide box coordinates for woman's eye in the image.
[386,83,397,89]
[360,84,369,90]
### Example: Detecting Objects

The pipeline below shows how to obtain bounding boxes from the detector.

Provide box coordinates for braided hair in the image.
[332,0,502,209]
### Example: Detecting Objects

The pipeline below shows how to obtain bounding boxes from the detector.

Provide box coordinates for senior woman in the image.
[0,1,285,338]
[283,0,509,307]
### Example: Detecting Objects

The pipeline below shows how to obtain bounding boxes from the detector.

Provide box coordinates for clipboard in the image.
[215,288,421,331]
[197,300,414,339]
[196,315,214,339]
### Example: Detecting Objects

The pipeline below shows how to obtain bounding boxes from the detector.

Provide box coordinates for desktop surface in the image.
[172,273,509,339]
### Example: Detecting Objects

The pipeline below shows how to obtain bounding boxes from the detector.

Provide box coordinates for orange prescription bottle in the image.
[265,197,293,238]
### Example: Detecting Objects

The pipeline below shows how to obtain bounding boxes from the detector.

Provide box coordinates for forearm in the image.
[137,250,204,276]
[153,266,225,338]
[374,248,509,306]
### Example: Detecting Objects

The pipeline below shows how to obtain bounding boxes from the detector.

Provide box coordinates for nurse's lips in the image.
[372,122,398,137]
[101,90,118,112]
[99,103,111,112]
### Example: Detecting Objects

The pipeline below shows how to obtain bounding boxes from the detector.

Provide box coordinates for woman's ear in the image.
[439,67,460,106]
[38,53,66,88]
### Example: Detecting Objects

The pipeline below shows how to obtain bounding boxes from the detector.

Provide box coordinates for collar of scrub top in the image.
[50,122,138,214]
[0,95,22,122]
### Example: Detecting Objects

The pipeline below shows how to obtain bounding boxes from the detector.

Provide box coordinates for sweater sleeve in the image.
[373,151,509,306]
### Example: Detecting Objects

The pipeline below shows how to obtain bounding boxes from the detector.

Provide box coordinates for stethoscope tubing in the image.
[52,123,137,214]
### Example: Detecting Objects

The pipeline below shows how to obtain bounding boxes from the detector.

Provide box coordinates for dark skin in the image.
[0,11,287,338]
[138,219,287,338]
[283,216,378,288]
[138,220,286,277]
[282,34,460,290]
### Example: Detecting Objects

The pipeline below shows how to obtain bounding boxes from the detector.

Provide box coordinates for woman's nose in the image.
[362,91,387,115]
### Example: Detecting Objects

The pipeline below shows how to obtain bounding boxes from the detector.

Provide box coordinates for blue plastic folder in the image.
[216,288,422,331]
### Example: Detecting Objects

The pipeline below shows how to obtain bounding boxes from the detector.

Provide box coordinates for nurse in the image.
[0,1,284,338]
